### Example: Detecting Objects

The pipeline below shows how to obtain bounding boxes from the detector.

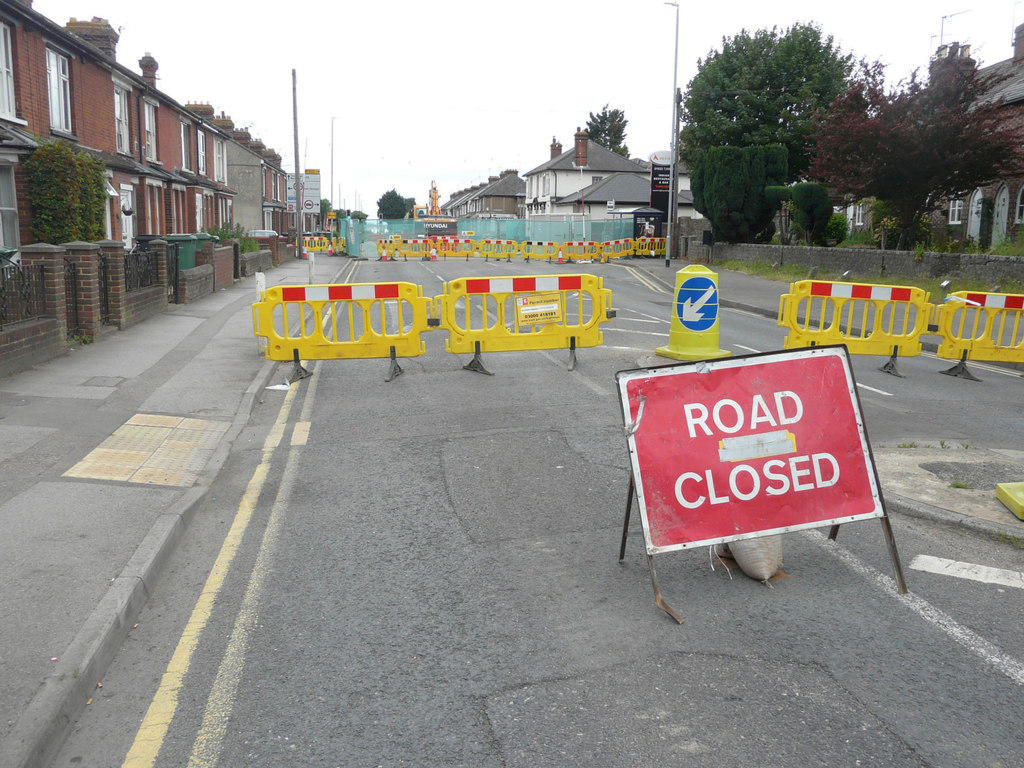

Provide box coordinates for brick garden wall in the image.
[0,318,64,379]
[178,265,214,303]
[239,249,273,276]
[124,286,167,327]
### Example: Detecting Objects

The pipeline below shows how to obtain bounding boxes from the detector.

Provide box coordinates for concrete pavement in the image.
[1,252,1021,768]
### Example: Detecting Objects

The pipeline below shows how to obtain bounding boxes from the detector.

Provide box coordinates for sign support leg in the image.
[646,553,683,624]
[879,514,908,594]
[620,473,683,623]
[568,336,578,372]
[619,473,634,561]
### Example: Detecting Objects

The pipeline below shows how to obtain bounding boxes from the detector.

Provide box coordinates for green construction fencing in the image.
[358,218,634,243]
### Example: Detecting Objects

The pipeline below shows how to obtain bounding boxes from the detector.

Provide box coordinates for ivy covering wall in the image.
[23,142,106,245]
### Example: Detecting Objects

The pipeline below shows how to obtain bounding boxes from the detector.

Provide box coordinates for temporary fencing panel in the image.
[521,241,561,262]
[778,280,932,357]
[634,237,666,257]
[399,239,431,260]
[601,239,635,261]
[436,274,614,355]
[562,241,600,261]
[935,291,1024,363]
[479,239,518,261]
[252,282,433,361]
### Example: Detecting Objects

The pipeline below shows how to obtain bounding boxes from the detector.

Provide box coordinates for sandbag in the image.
[726,535,783,582]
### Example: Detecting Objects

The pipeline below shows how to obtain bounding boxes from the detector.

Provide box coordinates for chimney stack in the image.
[139,53,158,86]
[185,103,215,119]
[1015,23,1024,62]
[574,127,588,168]
[66,17,119,60]
[550,136,562,160]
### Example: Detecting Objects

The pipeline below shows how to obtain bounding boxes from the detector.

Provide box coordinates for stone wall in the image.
[700,242,1024,285]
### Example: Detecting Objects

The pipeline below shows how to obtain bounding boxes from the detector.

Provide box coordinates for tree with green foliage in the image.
[376,189,411,220]
[24,142,106,244]
[681,23,853,181]
[791,182,833,244]
[691,145,788,243]
[810,59,1024,249]
[585,104,629,156]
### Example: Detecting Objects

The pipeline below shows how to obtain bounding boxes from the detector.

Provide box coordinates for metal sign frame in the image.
[615,345,907,622]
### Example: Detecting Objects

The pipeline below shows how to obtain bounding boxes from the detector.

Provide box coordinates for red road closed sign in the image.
[616,346,883,554]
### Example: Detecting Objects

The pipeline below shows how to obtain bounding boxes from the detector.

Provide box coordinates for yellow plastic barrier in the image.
[934,291,1024,363]
[634,237,666,257]
[398,238,431,260]
[252,282,433,361]
[433,236,473,260]
[436,274,614,358]
[479,239,518,261]
[777,280,932,357]
[521,241,560,262]
[562,241,599,261]
[601,239,634,261]
[302,235,331,254]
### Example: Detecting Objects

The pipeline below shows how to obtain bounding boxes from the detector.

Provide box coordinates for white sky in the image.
[33,0,1021,214]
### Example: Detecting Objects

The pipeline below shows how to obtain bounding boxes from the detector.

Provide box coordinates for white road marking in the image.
[603,328,670,338]
[734,344,760,353]
[910,555,1024,590]
[856,383,894,397]
[804,530,1024,686]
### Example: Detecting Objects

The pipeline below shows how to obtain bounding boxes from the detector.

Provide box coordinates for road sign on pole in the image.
[616,345,907,621]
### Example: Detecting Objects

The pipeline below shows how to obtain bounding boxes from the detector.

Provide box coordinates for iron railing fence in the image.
[0,263,46,330]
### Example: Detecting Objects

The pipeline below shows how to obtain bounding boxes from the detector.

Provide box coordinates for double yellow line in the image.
[123,363,320,767]
[620,264,671,295]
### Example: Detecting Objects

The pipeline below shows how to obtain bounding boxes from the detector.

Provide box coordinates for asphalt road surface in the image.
[53,259,1024,768]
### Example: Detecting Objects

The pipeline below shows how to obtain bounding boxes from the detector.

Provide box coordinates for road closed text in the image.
[671,389,841,509]
[674,452,840,509]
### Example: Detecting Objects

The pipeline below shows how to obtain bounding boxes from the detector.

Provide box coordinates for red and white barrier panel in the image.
[281,284,401,302]
[463,276,583,294]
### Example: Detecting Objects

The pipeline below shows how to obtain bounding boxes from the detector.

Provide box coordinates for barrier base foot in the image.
[878,349,904,378]
[568,337,578,372]
[463,342,493,376]
[288,350,311,384]
[385,347,403,383]
[940,351,981,382]
[463,353,493,376]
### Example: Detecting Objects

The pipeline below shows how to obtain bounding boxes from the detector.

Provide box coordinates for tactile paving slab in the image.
[63,414,230,486]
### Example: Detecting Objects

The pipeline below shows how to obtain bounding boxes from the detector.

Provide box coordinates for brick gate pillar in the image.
[19,243,68,339]
[61,241,102,340]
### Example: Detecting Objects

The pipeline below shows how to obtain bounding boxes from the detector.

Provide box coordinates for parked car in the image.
[246,229,278,238]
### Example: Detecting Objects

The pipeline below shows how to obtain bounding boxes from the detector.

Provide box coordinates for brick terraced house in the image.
[0,0,286,250]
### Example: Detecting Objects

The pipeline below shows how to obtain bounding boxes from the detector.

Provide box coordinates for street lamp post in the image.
[665,1,680,268]
[331,116,336,221]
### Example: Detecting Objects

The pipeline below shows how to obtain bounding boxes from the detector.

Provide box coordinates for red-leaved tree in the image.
[809,58,1023,249]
